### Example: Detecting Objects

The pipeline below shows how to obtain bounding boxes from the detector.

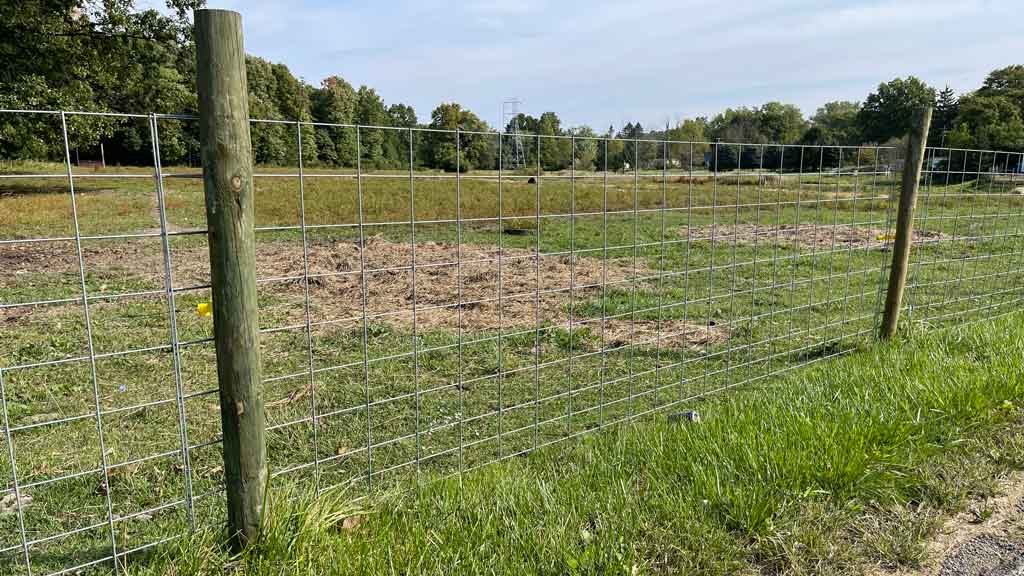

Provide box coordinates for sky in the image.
[171,0,1023,130]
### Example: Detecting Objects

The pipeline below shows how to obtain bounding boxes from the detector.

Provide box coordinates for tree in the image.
[246,56,295,165]
[537,111,571,171]
[709,108,764,169]
[355,86,388,168]
[857,76,936,143]
[568,125,598,171]
[594,125,627,172]
[387,104,417,128]
[383,103,417,167]
[311,76,358,166]
[932,86,960,146]
[948,94,1024,153]
[617,122,645,169]
[424,102,492,172]
[757,102,807,144]
[665,117,709,169]
[944,122,973,150]
[808,101,860,145]
[799,101,862,169]
[0,0,204,160]
[977,65,1024,118]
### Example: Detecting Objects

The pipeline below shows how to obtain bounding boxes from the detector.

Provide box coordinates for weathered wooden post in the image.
[194,8,266,549]
[880,106,933,340]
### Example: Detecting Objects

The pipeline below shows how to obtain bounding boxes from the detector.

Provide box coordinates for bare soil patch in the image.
[0,237,728,349]
[682,223,951,251]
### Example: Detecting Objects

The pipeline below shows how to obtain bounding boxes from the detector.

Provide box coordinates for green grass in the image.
[127,314,1024,575]
[1,160,1022,575]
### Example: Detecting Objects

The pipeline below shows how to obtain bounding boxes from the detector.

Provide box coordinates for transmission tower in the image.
[501,98,526,170]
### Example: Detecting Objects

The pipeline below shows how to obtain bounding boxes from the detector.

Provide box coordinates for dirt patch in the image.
[260,238,728,349]
[0,237,728,349]
[872,471,1024,576]
[0,239,161,279]
[598,318,727,351]
[682,223,951,251]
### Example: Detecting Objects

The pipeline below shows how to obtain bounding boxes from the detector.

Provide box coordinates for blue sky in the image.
[181,0,1022,130]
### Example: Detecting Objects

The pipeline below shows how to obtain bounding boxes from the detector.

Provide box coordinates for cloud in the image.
[200,0,1023,129]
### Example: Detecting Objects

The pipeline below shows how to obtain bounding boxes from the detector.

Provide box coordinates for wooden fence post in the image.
[880,106,933,340]
[194,8,266,549]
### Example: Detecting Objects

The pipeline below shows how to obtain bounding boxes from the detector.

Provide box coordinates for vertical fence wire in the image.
[409,128,422,478]
[1,368,33,574]
[354,127,372,495]
[150,114,196,531]
[2,108,1023,575]
[294,121,320,492]
[60,111,122,575]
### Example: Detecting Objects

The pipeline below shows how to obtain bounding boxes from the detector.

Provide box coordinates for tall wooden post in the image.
[194,8,266,549]
[880,107,933,340]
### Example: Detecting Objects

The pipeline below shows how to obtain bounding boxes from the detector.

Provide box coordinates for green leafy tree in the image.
[537,112,571,171]
[857,76,936,143]
[800,101,861,168]
[709,108,765,169]
[949,94,1024,152]
[425,102,492,172]
[617,122,646,169]
[666,117,709,169]
[0,0,203,160]
[594,125,626,172]
[977,65,1024,118]
[569,125,598,171]
[944,122,973,150]
[355,86,388,168]
[246,56,290,165]
[311,76,358,166]
[758,102,807,143]
[807,101,861,145]
[383,103,418,167]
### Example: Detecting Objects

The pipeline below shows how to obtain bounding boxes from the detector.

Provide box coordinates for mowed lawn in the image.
[1,156,1022,575]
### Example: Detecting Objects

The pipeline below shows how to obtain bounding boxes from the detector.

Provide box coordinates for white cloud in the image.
[202,0,1024,129]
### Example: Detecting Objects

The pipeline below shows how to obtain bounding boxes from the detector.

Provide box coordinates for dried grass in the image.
[683,223,950,250]
[1,237,727,348]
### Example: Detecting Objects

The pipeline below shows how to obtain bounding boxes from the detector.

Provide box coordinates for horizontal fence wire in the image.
[0,108,1022,575]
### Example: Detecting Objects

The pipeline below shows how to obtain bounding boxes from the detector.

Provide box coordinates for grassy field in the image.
[1,151,1022,575]
[129,313,1024,575]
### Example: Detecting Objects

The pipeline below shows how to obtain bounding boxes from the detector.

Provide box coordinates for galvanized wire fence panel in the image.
[904,147,1024,325]
[1,109,1022,575]
[0,111,214,576]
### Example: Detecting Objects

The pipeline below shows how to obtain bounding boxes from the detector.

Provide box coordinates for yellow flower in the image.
[876,234,896,242]
[196,302,213,317]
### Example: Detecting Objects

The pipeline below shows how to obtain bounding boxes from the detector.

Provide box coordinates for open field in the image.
[130,314,1024,575]
[1,146,1023,574]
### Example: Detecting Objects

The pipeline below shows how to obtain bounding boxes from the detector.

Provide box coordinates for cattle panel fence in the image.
[1,99,1023,576]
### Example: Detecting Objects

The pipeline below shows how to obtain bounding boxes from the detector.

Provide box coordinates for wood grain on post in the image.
[880,106,933,340]
[194,8,266,549]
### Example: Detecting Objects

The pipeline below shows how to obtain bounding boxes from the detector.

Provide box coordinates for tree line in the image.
[2,1,1022,172]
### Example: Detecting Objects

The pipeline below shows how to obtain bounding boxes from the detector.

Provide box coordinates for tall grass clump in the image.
[132,314,1024,576]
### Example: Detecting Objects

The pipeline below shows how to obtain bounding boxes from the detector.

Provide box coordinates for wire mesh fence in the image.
[1,109,1022,575]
